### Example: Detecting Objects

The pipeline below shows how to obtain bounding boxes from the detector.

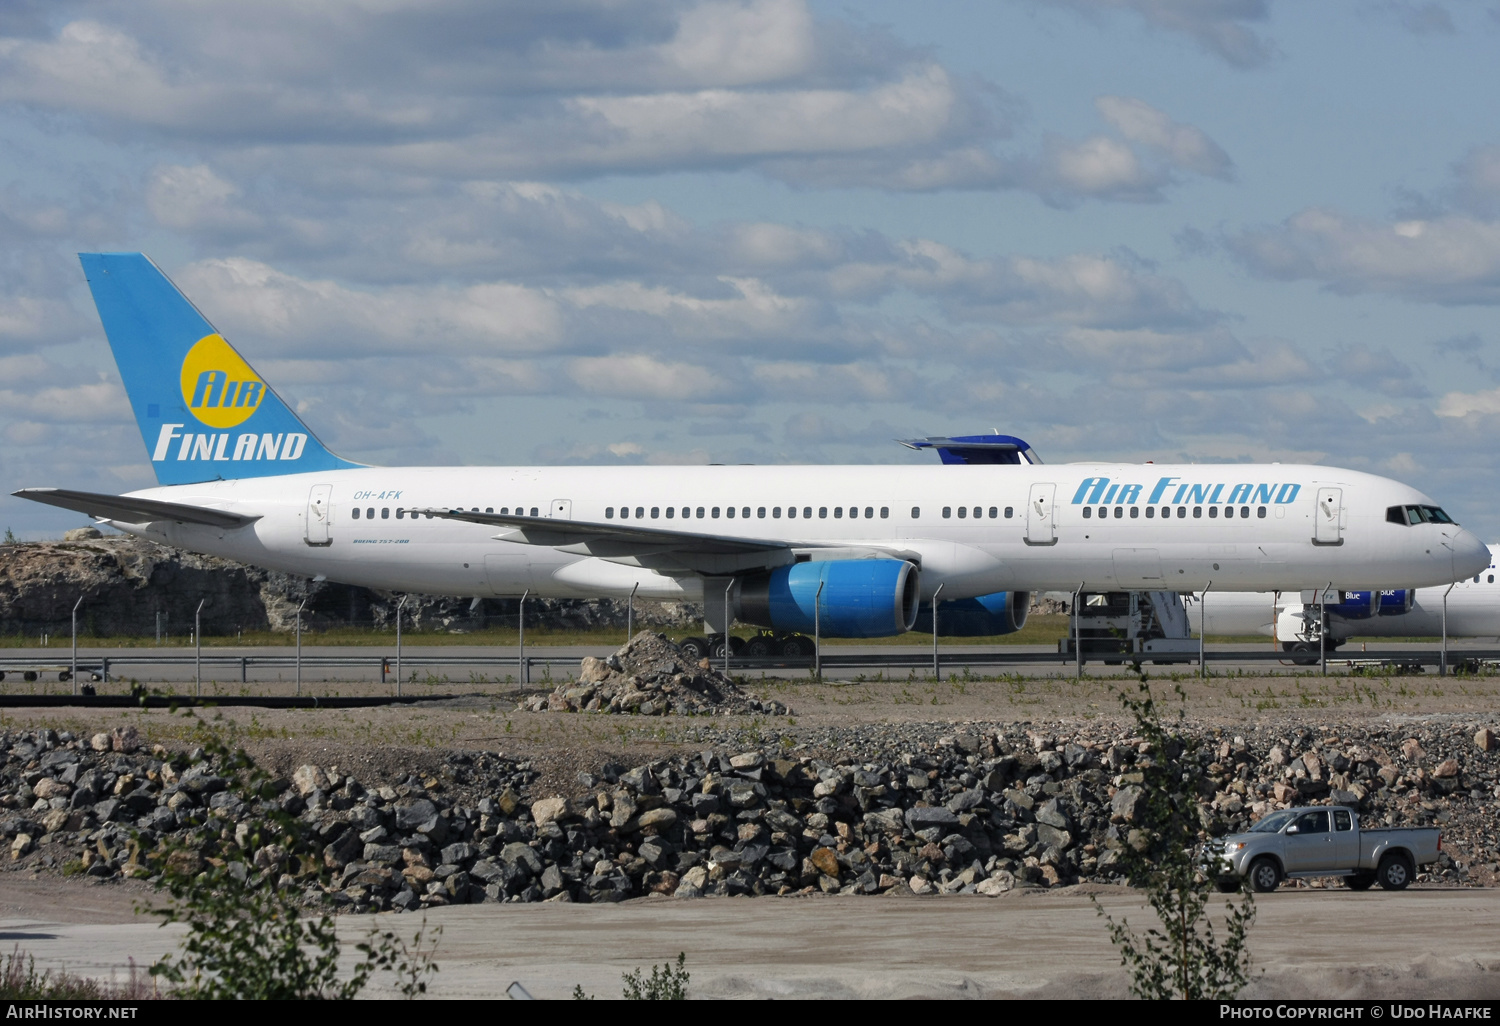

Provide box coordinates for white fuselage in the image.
[1202,546,1500,641]
[104,462,1490,605]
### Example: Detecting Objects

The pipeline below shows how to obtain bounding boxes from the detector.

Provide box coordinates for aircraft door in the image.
[1314,487,1343,545]
[305,484,333,546]
[1025,483,1057,545]
[550,499,572,519]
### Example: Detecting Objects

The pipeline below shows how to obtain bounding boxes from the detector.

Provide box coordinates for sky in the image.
[3,0,1500,538]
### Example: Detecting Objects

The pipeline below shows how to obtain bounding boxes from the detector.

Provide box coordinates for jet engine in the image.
[739,559,920,638]
[1377,589,1416,616]
[913,591,1031,637]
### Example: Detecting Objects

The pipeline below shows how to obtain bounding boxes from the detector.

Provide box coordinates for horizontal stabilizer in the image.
[13,487,259,529]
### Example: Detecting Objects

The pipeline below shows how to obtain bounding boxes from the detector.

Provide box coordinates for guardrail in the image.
[1,645,1495,689]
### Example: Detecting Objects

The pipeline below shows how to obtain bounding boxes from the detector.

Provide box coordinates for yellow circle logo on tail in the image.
[179,334,265,428]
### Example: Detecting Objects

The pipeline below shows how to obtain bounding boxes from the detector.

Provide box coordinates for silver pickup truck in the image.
[1216,806,1441,892]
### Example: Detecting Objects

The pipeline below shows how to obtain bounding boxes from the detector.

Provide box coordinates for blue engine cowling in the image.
[1377,589,1416,616]
[913,591,1031,636]
[739,559,920,638]
[1325,590,1379,620]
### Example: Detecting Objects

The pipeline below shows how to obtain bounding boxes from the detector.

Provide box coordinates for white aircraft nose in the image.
[1453,528,1490,579]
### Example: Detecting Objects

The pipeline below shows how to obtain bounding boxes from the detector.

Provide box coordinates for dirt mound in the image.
[520,632,791,716]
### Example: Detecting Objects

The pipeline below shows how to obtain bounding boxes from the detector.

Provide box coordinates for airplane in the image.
[11,253,1491,659]
[1197,547,1500,655]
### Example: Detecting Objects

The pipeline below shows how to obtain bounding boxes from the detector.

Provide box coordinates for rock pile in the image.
[0,716,1495,912]
[0,534,703,638]
[519,633,791,716]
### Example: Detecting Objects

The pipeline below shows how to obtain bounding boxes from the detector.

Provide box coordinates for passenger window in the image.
[1082,507,1092,519]
[666,507,674,519]
[710,507,719,518]
[1177,507,1186,518]
[351,508,360,520]
[1003,507,1012,518]
[619,507,628,519]
[1145,507,1155,518]
[743,507,750,518]
[788,507,797,519]
[651,507,659,518]
[383,508,390,519]
[805,507,813,518]
[606,507,614,519]
[1193,506,1202,518]
[847,507,856,519]
[834,507,843,518]
[484,507,492,514]
[635,507,644,519]
[1490,575,1494,584]
[880,507,889,518]
[365,507,374,519]
[819,507,828,519]
[866,507,875,519]
[759,507,767,518]
[943,507,952,519]
[396,509,404,519]
[1257,506,1266,518]
[957,507,966,519]
[1209,506,1218,518]
[772,507,781,518]
[1129,507,1139,519]
[697,507,705,518]
[1241,506,1249,518]
[1333,810,1352,831]
[530,507,539,517]
[1114,506,1123,518]
[911,507,920,518]
[724,507,732,518]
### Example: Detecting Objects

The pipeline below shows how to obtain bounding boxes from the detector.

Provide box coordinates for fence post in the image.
[295,598,306,697]
[1320,581,1330,677]
[723,580,734,679]
[1199,581,1212,679]
[195,598,205,697]
[70,594,82,696]
[931,582,945,680]
[1441,582,1454,677]
[1073,582,1085,679]
[627,582,638,645]
[813,580,824,680]
[519,589,529,685]
[395,595,407,697]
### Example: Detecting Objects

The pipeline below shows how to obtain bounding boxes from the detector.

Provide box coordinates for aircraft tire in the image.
[779,635,814,659]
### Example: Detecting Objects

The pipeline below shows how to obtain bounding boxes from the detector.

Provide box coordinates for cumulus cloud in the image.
[1037,0,1276,69]
[1230,208,1500,304]
[1095,96,1233,179]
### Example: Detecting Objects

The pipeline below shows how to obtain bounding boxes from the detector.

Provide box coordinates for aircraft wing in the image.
[13,487,260,529]
[414,508,790,555]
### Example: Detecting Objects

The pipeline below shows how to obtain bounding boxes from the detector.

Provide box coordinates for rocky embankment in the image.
[520,633,792,716]
[1,712,1495,910]
[0,532,697,637]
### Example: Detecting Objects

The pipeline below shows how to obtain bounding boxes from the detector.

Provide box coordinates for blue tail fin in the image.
[80,253,362,485]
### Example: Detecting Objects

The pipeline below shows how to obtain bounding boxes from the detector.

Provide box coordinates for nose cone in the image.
[1453,529,1492,580]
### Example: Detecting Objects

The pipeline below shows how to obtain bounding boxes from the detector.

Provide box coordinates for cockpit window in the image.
[1388,504,1458,526]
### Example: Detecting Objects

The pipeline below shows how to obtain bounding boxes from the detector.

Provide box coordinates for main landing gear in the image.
[678,631,814,661]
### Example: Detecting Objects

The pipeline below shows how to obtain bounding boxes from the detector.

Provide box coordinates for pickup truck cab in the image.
[1216,806,1440,893]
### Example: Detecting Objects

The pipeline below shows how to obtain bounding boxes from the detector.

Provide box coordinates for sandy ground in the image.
[1,875,1497,999]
